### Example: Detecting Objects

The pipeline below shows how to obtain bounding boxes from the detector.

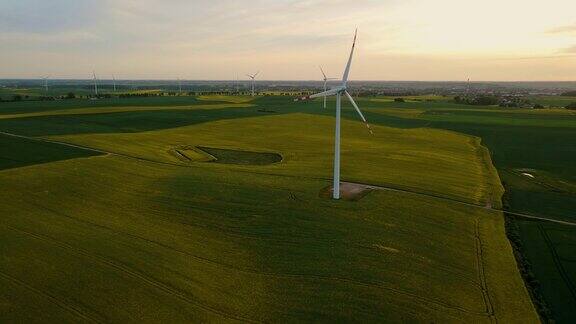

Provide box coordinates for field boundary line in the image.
[344,182,576,227]
[0,270,102,323]
[474,220,497,323]
[5,224,259,323]
[14,202,491,318]
[538,225,576,302]
[2,130,574,227]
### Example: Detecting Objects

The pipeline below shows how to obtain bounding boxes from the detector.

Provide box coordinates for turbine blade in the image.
[309,88,340,99]
[294,88,339,102]
[345,90,373,135]
[342,29,357,84]
[319,66,327,79]
[254,71,260,78]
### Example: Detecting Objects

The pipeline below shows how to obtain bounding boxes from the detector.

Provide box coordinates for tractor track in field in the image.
[12,202,492,318]
[0,270,103,323]
[538,225,576,302]
[149,198,484,289]
[0,131,508,319]
[474,220,497,323]
[341,181,576,227]
[4,129,575,228]
[2,130,574,227]
[3,224,258,323]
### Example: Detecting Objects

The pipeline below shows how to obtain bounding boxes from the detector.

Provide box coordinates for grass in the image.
[197,95,256,104]
[197,146,282,165]
[0,103,255,121]
[529,96,576,107]
[343,95,576,322]
[516,221,576,323]
[0,95,538,322]
[46,113,503,206]
[0,87,173,100]
[0,133,101,171]
[0,96,206,115]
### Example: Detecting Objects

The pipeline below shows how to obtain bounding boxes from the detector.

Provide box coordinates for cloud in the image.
[0,31,101,44]
[560,45,576,53]
[0,0,103,33]
[547,24,576,34]
[1,0,576,80]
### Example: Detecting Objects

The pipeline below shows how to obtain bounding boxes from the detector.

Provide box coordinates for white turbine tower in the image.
[246,71,259,96]
[42,76,50,92]
[113,75,117,92]
[295,29,372,200]
[93,71,99,96]
[319,66,337,109]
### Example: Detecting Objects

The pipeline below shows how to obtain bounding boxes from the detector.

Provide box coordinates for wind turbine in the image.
[294,29,373,200]
[319,66,337,109]
[42,76,50,92]
[113,75,117,92]
[246,71,259,96]
[92,71,99,96]
[178,78,182,93]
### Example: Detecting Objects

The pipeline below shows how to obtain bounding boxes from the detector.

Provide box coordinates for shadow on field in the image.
[0,107,268,137]
[0,133,102,171]
[197,146,282,165]
[0,96,431,138]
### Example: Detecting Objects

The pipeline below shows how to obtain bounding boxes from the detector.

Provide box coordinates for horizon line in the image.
[1,78,576,83]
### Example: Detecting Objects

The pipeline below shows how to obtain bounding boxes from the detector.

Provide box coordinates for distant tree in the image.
[66,92,75,99]
[560,91,576,96]
[13,95,22,101]
[394,98,405,102]
[565,102,576,110]
[533,104,544,109]
[474,96,498,106]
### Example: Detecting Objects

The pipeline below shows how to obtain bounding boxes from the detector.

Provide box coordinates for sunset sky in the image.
[1,0,576,80]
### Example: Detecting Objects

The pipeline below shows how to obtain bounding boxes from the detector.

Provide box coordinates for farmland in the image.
[359,96,576,322]
[0,94,542,322]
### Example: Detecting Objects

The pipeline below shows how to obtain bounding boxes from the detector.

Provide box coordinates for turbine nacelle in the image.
[247,71,259,96]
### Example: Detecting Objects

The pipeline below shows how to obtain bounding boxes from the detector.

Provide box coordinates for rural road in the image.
[2,130,575,228]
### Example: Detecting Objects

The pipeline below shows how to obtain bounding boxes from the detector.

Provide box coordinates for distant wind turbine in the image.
[113,75,117,92]
[178,78,182,93]
[92,71,98,96]
[246,71,260,96]
[42,76,50,92]
[295,29,373,200]
[319,66,337,109]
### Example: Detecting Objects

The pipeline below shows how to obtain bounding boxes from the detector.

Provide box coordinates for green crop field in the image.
[354,95,576,323]
[0,94,542,322]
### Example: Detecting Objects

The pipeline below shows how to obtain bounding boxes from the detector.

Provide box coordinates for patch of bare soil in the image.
[319,182,373,201]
